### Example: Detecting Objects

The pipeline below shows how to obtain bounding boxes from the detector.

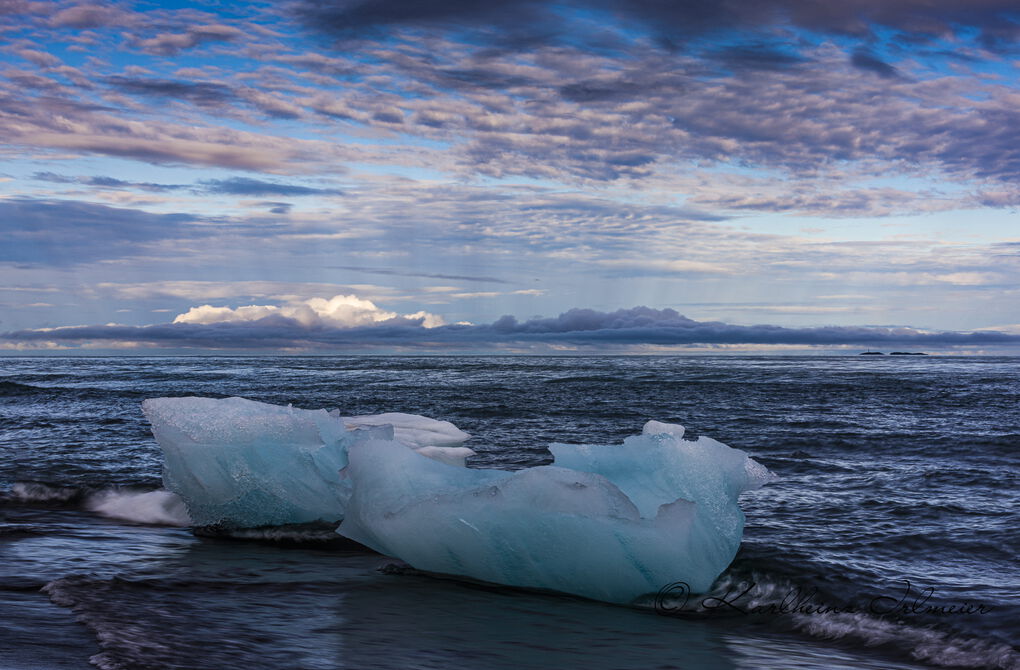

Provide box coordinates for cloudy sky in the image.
[2,0,1019,353]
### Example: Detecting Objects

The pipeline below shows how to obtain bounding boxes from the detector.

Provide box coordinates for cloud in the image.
[711,43,810,71]
[100,75,306,120]
[0,198,322,267]
[17,48,61,68]
[7,2,1020,199]
[296,0,1020,51]
[0,77,375,172]
[275,3,1020,191]
[30,171,186,192]
[104,76,237,107]
[199,177,343,197]
[3,304,1017,351]
[173,294,445,329]
[0,198,205,265]
[94,281,397,302]
[850,49,902,79]
[598,258,736,275]
[29,173,340,197]
[48,3,135,29]
[133,24,245,56]
[326,265,511,284]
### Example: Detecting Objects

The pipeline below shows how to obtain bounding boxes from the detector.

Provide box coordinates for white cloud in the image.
[598,258,736,275]
[931,272,1003,286]
[450,291,500,299]
[172,294,445,328]
[96,281,395,301]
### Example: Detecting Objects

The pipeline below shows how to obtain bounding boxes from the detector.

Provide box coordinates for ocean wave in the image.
[7,482,85,504]
[651,565,1020,670]
[192,521,362,546]
[0,380,46,396]
[0,523,43,537]
[85,489,191,527]
[794,610,1019,670]
[6,482,191,527]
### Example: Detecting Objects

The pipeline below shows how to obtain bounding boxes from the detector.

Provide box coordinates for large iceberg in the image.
[338,421,774,604]
[142,397,473,528]
[144,396,773,604]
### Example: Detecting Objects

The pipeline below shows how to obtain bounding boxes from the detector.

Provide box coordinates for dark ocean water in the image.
[0,356,1017,670]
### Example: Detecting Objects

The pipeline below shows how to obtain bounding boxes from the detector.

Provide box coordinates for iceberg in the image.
[143,395,773,605]
[338,421,774,604]
[142,397,473,528]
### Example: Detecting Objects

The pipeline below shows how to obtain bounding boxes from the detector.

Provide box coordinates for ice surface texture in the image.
[144,396,772,603]
[339,412,471,447]
[339,421,774,604]
[142,397,472,528]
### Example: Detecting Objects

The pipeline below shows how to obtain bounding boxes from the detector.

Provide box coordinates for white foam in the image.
[86,489,192,527]
[10,482,79,503]
[796,611,1019,669]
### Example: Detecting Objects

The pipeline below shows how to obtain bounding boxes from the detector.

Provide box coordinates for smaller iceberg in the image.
[142,397,472,528]
[338,421,774,604]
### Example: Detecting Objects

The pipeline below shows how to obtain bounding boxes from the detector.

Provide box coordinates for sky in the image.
[2,0,1020,354]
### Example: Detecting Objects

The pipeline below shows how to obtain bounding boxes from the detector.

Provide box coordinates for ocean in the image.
[1,356,1017,670]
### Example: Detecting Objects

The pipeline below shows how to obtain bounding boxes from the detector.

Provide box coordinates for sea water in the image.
[1,356,1017,670]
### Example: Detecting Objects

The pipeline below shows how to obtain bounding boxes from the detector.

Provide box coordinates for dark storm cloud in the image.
[4,306,1017,350]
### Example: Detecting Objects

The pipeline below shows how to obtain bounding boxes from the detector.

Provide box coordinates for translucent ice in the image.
[338,422,773,604]
[549,420,776,573]
[340,412,471,447]
[142,397,472,528]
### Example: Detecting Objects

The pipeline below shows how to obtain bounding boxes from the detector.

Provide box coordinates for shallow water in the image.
[1,356,1017,669]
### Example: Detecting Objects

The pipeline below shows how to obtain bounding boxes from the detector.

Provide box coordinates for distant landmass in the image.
[858,351,928,356]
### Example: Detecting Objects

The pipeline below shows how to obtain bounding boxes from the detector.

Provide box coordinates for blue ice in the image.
[338,421,774,604]
[142,397,473,528]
